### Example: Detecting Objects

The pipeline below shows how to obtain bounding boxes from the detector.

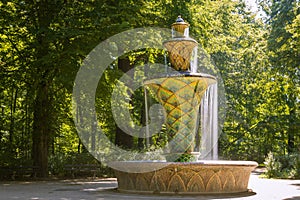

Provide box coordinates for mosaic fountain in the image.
[112,16,258,194]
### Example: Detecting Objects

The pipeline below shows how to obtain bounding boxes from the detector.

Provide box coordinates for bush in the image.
[264,152,300,179]
[264,152,282,178]
[48,152,115,178]
[48,153,69,176]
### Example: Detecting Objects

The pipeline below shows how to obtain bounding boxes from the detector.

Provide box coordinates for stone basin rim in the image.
[110,160,258,172]
[163,37,198,44]
[111,160,258,166]
[144,72,217,83]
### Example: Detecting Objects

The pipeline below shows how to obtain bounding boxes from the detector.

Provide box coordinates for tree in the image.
[0,0,102,176]
[0,0,172,176]
[265,0,299,153]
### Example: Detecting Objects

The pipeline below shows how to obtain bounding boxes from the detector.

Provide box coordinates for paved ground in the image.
[0,173,299,200]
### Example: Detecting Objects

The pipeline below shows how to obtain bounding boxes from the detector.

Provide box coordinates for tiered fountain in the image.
[112,16,258,194]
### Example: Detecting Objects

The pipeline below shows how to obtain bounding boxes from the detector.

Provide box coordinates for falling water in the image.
[190,46,198,73]
[144,88,150,148]
[199,83,218,160]
[184,27,189,37]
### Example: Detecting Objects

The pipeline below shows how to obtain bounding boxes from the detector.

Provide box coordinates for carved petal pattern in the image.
[115,163,256,194]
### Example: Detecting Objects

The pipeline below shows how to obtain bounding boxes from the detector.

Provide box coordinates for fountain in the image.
[111,16,258,194]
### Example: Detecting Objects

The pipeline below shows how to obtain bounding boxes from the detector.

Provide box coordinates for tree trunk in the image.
[32,81,51,177]
[31,0,58,177]
[137,99,146,150]
[287,109,296,153]
[115,126,134,149]
[114,57,134,149]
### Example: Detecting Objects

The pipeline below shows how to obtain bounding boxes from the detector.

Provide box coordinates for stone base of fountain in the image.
[112,160,258,194]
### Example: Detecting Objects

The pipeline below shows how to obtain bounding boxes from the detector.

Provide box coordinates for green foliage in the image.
[264,152,300,179]
[173,153,197,162]
[213,0,299,163]
[48,153,69,176]
[264,152,282,178]
[48,152,114,177]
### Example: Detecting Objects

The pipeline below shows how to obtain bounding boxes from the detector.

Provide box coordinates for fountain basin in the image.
[112,160,258,194]
[144,73,216,160]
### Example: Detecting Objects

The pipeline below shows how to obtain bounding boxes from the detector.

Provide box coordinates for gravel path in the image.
[0,174,299,200]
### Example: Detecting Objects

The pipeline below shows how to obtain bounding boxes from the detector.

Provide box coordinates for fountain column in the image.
[145,76,214,161]
[145,16,216,161]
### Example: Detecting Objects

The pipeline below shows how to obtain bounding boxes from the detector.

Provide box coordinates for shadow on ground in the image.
[282,197,300,200]
[291,183,300,189]
[90,188,257,200]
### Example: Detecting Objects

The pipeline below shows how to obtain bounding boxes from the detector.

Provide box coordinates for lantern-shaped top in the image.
[172,15,189,38]
[164,16,197,71]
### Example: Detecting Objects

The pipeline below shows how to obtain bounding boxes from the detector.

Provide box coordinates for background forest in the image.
[0,0,299,179]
